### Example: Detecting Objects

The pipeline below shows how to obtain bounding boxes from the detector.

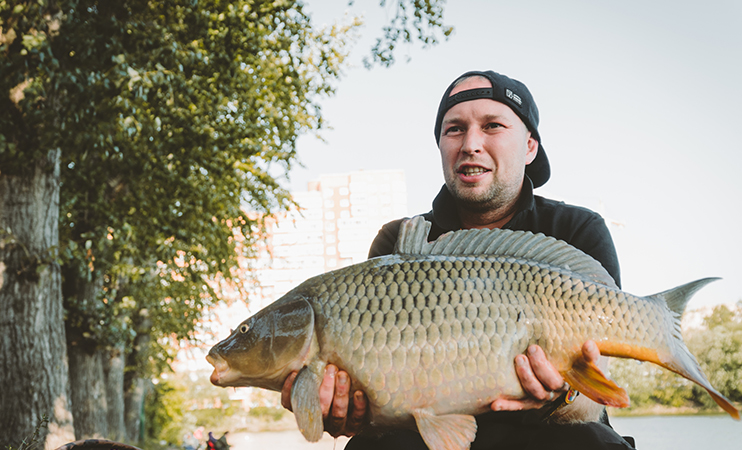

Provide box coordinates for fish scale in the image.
[207,216,740,450]
[313,255,553,415]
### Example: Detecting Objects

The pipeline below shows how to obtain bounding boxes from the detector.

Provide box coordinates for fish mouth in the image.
[206,353,238,387]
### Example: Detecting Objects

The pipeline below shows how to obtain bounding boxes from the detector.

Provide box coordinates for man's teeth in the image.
[459,167,487,176]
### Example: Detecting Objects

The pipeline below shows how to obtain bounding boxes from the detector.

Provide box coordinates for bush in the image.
[143,370,242,448]
[247,406,286,422]
[609,302,742,414]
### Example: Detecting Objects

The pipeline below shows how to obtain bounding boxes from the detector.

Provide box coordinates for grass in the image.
[4,416,49,450]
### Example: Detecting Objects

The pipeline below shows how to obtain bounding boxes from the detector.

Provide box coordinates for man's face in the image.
[438,77,539,212]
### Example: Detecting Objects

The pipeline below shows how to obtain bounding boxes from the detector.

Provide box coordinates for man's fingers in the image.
[498,345,568,412]
[582,340,600,363]
[345,390,368,435]
[524,345,566,393]
[330,372,351,418]
[490,397,544,412]
[324,371,350,435]
[283,365,368,437]
[514,353,551,402]
[281,371,297,411]
[318,364,338,416]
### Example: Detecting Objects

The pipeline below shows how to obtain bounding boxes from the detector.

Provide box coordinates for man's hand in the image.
[281,364,368,437]
[491,341,601,413]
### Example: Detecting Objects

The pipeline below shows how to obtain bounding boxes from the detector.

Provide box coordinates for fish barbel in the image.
[207,216,740,450]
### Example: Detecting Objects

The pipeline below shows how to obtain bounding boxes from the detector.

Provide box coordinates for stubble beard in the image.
[446,176,522,219]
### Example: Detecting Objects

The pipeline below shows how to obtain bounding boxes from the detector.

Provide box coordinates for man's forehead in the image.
[441,99,522,124]
[446,76,522,122]
[449,76,492,96]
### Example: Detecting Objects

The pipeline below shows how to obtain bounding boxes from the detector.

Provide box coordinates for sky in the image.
[285,0,742,312]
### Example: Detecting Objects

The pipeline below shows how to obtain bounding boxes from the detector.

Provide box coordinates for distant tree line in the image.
[610,302,742,414]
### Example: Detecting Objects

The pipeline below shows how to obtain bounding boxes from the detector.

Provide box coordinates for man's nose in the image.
[461,129,484,154]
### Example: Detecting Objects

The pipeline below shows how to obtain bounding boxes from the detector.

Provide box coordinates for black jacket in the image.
[369,179,621,288]
[348,180,634,450]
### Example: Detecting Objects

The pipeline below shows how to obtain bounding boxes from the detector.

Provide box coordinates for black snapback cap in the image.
[434,70,550,188]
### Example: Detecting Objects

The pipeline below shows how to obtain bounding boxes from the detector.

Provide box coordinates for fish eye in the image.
[239,324,249,333]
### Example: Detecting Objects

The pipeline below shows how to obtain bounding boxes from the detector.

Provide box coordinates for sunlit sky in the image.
[284,0,742,311]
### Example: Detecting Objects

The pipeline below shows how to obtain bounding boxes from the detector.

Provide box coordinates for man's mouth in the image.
[457,166,490,176]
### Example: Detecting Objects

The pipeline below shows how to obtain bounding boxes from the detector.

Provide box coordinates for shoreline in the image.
[607,405,730,418]
[226,406,731,435]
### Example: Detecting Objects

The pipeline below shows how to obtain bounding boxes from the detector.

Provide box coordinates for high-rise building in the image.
[250,169,408,311]
[178,170,408,374]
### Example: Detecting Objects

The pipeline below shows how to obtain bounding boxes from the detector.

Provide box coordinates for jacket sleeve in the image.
[568,215,622,289]
[367,218,405,259]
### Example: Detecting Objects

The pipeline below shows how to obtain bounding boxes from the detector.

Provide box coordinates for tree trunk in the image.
[0,149,76,449]
[67,342,109,439]
[123,315,152,444]
[66,275,109,439]
[124,376,149,444]
[103,343,126,441]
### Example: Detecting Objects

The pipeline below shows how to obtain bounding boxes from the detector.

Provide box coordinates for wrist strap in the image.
[541,388,580,421]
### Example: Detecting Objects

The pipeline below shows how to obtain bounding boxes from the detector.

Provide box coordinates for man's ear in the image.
[525,135,539,165]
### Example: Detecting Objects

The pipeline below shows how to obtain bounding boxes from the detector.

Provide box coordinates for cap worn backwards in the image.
[434,70,550,188]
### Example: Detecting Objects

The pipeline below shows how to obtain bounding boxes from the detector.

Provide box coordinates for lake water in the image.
[229,415,741,449]
[228,430,349,450]
[610,415,740,449]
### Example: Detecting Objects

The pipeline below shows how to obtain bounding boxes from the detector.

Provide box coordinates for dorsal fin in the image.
[647,278,720,317]
[394,216,617,288]
[646,278,720,343]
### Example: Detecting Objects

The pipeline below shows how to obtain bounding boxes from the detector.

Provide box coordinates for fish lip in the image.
[206,353,239,387]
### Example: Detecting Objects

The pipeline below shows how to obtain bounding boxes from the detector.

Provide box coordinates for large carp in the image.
[207,216,739,450]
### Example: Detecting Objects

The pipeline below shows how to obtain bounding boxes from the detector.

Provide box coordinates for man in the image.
[282,70,634,449]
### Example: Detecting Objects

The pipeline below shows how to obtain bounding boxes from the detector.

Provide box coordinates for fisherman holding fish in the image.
[209,69,737,448]
[282,71,635,448]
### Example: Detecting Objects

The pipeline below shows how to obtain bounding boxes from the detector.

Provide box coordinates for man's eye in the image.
[445,125,463,134]
[484,122,503,130]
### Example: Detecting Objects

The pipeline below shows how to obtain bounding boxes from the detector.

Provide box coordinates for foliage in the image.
[687,302,742,405]
[363,0,454,67]
[59,0,360,360]
[2,0,453,377]
[247,405,286,422]
[0,1,61,170]
[143,380,185,450]
[610,302,742,413]
[143,370,241,448]
[4,0,360,376]
[609,359,695,409]
[1,0,453,438]
[141,369,301,445]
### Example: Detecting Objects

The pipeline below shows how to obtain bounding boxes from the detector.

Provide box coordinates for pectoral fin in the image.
[411,408,477,450]
[561,355,629,408]
[291,361,326,442]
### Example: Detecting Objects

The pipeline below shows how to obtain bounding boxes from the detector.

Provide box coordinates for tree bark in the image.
[0,149,76,449]
[67,341,109,439]
[123,315,152,444]
[104,343,126,441]
[66,274,109,439]
[124,376,149,444]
